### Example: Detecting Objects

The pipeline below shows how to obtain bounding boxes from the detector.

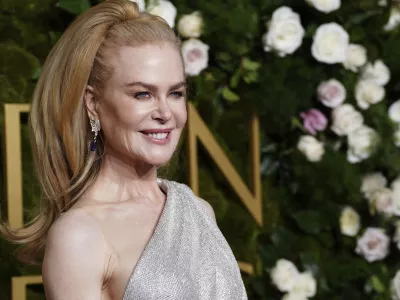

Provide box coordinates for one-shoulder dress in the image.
[122,178,248,300]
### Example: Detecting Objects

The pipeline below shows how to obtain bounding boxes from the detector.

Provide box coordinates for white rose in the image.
[384,6,400,31]
[262,6,305,57]
[306,0,341,13]
[331,104,364,136]
[361,60,391,86]
[355,228,390,262]
[130,0,145,11]
[369,188,394,216]
[270,259,300,292]
[392,270,400,300]
[317,79,346,108]
[311,23,349,64]
[291,272,317,297]
[391,178,400,216]
[393,221,400,251]
[340,206,361,237]
[177,11,203,38]
[148,0,177,28]
[389,100,400,123]
[281,293,308,300]
[297,135,325,162]
[355,80,386,110]
[378,0,388,7]
[361,172,387,197]
[343,44,367,72]
[347,125,379,163]
[181,39,209,76]
[392,176,400,191]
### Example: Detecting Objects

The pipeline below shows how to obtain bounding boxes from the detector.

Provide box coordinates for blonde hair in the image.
[0,0,182,264]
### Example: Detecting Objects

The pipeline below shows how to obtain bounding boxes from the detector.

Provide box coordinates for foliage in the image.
[175,0,400,298]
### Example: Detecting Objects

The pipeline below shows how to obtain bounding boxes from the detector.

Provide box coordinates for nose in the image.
[151,99,172,123]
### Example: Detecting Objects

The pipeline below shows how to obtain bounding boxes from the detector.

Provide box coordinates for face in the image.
[86,43,187,167]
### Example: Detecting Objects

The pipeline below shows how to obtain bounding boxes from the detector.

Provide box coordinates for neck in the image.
[82,152,165,204]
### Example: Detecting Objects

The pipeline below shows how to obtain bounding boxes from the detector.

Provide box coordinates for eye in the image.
[134,91,151,99]
[170,91,185,99]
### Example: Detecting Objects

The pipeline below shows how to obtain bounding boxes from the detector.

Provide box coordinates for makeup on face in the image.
[97,44,187,166]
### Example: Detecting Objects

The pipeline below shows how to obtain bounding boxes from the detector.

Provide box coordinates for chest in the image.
[98,203,165,300]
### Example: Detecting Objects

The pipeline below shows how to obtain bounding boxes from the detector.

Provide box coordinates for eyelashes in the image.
[170,91,185,98]
[133,91,151,99]
[133,91,185,100]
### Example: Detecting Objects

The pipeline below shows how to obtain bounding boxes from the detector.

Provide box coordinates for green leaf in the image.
[57,0,90,14]
[215,52,235,72]
[242,57,260,71]
[215,52,232,62]
[366,275,386,294]
[243,72,259,84]
[229,67,242,88]
[207,67,226,82]
[293,210,329,234]
[291,117,305,131]
[221,86,240,102]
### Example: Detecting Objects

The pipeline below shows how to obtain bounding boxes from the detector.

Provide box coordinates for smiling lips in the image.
[140,128,172,144]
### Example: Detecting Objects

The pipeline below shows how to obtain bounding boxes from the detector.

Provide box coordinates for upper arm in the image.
[42,211,106,300]
[197,197,216,222]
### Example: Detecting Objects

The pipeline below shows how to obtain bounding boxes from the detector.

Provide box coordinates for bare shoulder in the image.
[43,209,106,299]
[49,209,101,239]
[196,197,216,222]
[45,209,105,255]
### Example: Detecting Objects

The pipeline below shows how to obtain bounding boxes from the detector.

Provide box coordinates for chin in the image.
[144,153,175,168]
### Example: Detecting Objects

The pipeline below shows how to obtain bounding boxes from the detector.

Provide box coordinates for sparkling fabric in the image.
[122,178,248,300]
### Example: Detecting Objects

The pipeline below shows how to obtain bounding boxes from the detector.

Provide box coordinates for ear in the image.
[83,85,98,119]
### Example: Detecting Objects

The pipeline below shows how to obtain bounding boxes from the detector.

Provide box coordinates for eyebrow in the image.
[124,81,187,91]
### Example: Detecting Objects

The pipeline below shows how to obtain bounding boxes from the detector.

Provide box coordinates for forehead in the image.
[108,44,184,87]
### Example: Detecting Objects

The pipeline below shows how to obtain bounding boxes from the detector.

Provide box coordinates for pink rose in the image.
[300,109,328,135]
[355,228,390,262]
[317,79,346,108]
[181,38,209,76]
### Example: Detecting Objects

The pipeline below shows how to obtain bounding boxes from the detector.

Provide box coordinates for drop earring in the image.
[90,118,100,151]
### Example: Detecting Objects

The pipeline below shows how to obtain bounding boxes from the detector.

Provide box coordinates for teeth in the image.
[147,133,168,140]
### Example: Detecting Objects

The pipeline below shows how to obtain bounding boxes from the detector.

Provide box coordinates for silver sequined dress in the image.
[122,178,248,300]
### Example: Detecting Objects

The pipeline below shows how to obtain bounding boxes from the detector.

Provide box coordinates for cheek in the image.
[172,101,188,128]
[101,98,148,130]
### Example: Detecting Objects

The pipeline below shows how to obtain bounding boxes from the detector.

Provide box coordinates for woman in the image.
[1,0,247,299]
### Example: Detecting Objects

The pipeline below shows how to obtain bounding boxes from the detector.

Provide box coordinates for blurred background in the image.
[1,0,400,299]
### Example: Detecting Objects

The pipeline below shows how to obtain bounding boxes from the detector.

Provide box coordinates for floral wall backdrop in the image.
[1,0,400,299]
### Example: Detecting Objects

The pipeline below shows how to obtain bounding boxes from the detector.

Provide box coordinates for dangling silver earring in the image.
[90,118,100,151]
